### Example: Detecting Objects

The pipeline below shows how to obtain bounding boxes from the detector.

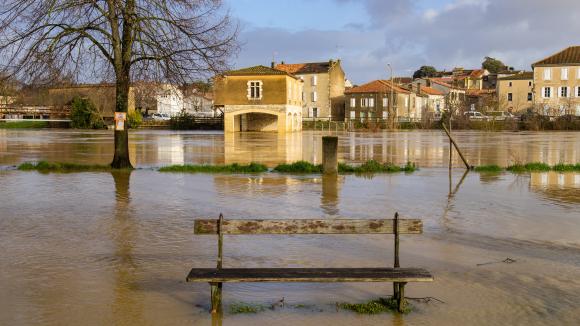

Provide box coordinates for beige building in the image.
[496,72,534,113]
[532,46,580,116]
[344,80,418,121]
[275,60,345,120]
[214,65,303,133]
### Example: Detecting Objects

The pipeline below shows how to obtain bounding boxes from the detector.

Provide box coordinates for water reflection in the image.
[110,171,144,324]
[320,175,343,216]
[1,130,580,168]
[530,171,580,204]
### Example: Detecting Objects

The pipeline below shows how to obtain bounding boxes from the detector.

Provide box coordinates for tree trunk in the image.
[111,71,133,169]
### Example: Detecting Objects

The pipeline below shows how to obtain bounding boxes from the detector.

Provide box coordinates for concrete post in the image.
[322,136,338,174]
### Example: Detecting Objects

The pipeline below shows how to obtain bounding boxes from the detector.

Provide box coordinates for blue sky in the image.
[225,0,580,84]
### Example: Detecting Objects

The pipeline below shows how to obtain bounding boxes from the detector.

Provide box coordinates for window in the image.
[311,91,317,102]
[369,98,375,107]
[561,68,568,80]
[361,98,369,107]
[544,68,551,80]
[509,82,513,87]
[312,107,318,118]
[529,81,532,87]
[577,86,580,97]
[311,75,317,86]
[360,112,366,122]
[576,105,580,117]
[577,68,580,80]
[543,87,551,98]
[368,112,373,119]
[247,81,262,99]
[350,97,356,108]
[527,92,533,101]
[507,93,513,101]
[560,86,568,97]
[382,97,388,107]
[350,111,356,119]
[404,97,409,107]
[382,111,388,119]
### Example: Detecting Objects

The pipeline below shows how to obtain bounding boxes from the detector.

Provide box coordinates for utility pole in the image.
[387,63,395,129]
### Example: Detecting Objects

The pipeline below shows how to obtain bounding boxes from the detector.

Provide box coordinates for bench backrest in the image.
[194,218,423,235]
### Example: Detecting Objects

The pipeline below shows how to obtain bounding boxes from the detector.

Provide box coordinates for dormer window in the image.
[247,81,262,100]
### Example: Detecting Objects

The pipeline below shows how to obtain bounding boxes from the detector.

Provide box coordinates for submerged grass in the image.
[273,160,417,174]
[159,162,268,173]
[338,297,411,314]
[0,121,49,129]
[474,162,580,173]
[506,162,551,173]
[273,161,323,173]
[474,164,503,173]
[552,163,580,172]
[229,302,267,314]
[17,161,115,172]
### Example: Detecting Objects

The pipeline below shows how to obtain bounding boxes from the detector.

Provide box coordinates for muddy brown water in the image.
[1,129,579,325]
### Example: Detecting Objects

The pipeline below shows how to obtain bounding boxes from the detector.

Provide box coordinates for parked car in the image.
[150,113,171,121]
[487,111,514,121]
[464,111,487,120]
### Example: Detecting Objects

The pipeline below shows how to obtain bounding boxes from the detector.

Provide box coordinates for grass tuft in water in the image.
[338,297,411,314]
[273,161,323,173]
[506,162,551,172]
[0,121,49,129]
[339,160,416,174]
[159,162,268,173]
[229,302,267,314]
[552,163,580,172]
[17,161,115,172]
[474,164,503,173]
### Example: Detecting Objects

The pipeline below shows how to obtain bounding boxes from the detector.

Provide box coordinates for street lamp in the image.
[387,63,395,127]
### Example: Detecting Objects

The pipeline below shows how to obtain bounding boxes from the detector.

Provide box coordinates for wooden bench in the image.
[187,213,433,313]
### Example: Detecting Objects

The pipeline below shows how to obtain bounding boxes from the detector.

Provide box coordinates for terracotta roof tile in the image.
[497,72,533,81]
[275,62,332,74]
[345,80,411,94]
[420,86,444,96]
[225,65,296,77]
[533,46,580,66]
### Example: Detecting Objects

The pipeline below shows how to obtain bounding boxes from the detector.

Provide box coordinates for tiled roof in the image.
[497,72,533,81]
[469,69,486,78]
[466,89,496,96]
[533,46,580,66]
[429,78,453,88]
[393,77,413,84]
[275,62,332,74]
[420,86,444,96]
[224,65,295,77]
[345,80,411,94]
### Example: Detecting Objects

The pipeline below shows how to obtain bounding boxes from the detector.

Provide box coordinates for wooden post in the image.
[211,214,224,314]
[393,212,400,301]
[322,136,338,174]
[442,123,471,170]
[397,282,407,313]
[449,117,453,170]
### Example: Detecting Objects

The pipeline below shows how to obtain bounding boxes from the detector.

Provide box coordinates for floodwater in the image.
[0,129,579,325]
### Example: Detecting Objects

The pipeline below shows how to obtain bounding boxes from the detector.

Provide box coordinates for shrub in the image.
[159,163,268,173]
[273,161,323,173]
[70,97,105,129]
[126,110,143,129]
[169,109,195,130]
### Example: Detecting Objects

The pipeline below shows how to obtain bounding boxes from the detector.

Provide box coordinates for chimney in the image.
[281,61,285,65]
[426,79,431,87]
[271,61,276,68]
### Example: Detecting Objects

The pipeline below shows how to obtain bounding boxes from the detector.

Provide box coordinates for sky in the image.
[225,0,580,84]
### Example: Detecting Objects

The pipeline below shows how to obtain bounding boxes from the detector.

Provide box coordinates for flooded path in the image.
[1,130,579,325]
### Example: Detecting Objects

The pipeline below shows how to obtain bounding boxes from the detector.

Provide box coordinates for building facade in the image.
[214,65,303,132]
[496,72,534,113]
[532,46,580,116]
[275,60,345,120]
[344,80,417,121]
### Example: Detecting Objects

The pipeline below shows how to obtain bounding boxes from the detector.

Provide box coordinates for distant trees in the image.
[482,57,509,73]
[413,66,438,79]
[0,0,238,168]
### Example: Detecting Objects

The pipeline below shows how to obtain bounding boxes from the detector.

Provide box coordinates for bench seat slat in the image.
[187,268,433,283]
[194,219,422,235]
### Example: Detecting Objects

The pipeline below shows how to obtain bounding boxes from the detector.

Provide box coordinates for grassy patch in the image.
[159,162,268,173]
[506,162,551,173]
[0,121,49,129]
[552,163,580,172]
[273,161,323,173]
[17,161,115,172]
[338,297,411,314]
[474,164,503,173]
[339,160,416,174]
[229,302,267,314]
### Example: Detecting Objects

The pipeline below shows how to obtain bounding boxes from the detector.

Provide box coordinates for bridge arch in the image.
[223,106,301,133]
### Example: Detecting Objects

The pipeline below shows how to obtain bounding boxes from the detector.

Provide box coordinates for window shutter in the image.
[369,98,374,107]
[312,91,317,102]
[312,75,317,86]
[247,81,251,99]
[558,87,562,97]
[562,68,568,80]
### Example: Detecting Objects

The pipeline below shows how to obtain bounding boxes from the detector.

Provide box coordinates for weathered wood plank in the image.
[194,219,423,235]
[186,268,433,283]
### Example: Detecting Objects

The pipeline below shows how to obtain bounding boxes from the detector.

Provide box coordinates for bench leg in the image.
[397,282,407,313]
[210,282,222,314]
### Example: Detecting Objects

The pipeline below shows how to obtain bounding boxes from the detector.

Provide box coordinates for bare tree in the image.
[0,0,238,168]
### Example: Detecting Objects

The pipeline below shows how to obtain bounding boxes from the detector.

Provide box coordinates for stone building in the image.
[344,80,417,121]
[275,60,345,120]
[496,72,534,113]
[214,65,303,132]
[532,46,580,116]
